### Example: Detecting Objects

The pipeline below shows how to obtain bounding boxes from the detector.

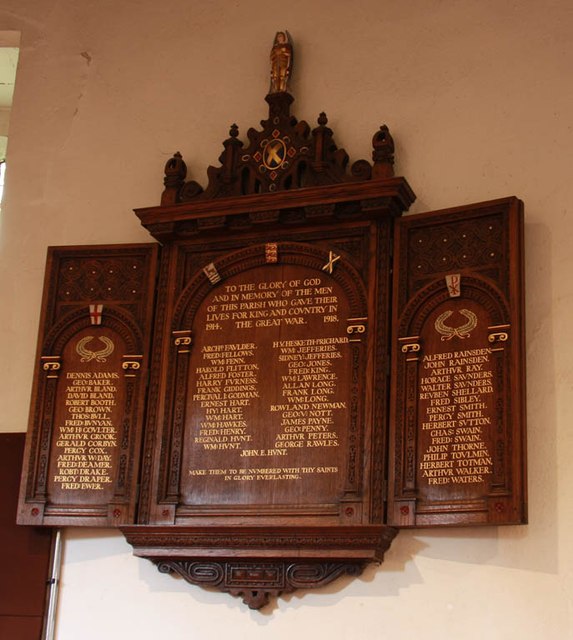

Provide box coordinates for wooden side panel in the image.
[388,197,526,527]
[18,244,159,526]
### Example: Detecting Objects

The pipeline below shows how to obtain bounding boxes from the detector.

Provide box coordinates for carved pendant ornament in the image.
[156,559,366,611]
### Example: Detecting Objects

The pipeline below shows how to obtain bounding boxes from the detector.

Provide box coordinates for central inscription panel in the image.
[181,264,353,507]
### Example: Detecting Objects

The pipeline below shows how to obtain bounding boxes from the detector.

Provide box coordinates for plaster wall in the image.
[0,1,571,638]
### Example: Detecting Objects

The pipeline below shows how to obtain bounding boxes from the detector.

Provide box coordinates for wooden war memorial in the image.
[17,33,527,609]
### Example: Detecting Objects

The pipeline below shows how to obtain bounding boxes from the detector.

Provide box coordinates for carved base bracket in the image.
[121,525,398,609]
[155,559,367,610]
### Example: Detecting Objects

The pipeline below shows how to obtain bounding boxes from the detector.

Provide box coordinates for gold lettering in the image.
[53,371,119,491]
[418,346,495,485]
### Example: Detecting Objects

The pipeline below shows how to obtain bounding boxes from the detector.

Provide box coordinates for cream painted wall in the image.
[1,1,571,638]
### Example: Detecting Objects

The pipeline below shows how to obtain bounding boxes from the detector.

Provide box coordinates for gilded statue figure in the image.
[269,31,293,94]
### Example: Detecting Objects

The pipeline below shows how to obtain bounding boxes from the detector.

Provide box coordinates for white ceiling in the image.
[0,44,19,161]
[0,47,19,110]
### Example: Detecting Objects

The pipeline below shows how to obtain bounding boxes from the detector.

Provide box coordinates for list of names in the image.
[418,348,494,485]
[53,371,119,491]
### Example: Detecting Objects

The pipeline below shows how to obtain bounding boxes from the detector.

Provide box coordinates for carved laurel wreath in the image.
[76,336,115,362]
[434,309,478,340]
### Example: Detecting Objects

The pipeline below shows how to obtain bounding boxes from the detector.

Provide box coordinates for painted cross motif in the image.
[263,139,287,169]
[89,304,103,325]
[322,251,341,274]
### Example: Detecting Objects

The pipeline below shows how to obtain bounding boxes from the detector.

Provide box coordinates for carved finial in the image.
[161,152,188,205]
[372,125,395,179]
[312,112,334,166]
[219,124,243,184]
[165,152,186,179]
[269,31,293,94]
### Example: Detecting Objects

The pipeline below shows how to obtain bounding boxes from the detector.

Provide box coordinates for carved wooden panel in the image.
[388,197,526,526]
[154,559,367,611]
[18,245,159,526]
[121,524,397,609]
[15,32,529,609]
[141,223,392,528]
[129,184,402,607]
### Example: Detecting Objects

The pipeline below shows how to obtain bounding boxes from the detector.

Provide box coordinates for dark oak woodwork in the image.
[127,85,411,608]
[387,197,526,526]
[137,177,414,242]
[18,38,527,609]
[158,92,395,206]
[122,525,397,609]
[18,245,159,527]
